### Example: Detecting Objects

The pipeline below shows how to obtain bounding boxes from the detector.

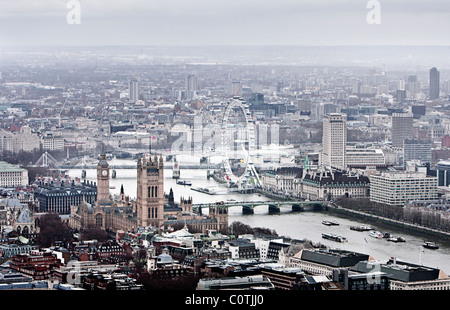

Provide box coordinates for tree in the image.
[253,227,278,237]
[227,221,278,237]
[79,224,109,243]
[227,221,254,236]
[133,248,148,275]
[36,213,73,247]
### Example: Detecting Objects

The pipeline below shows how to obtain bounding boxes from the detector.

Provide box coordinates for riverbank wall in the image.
[326,204,450,241]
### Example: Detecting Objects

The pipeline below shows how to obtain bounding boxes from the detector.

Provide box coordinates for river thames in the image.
[66,163,450,275]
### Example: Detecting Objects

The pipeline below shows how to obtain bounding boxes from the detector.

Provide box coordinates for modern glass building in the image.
[403,139,432,164]
[436,160,450,187]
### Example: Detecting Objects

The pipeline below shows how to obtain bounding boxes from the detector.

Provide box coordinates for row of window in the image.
[148,186,158,198]
[148,207,158,219]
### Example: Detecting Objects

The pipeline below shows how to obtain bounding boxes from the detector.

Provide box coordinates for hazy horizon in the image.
[1,0,449,47]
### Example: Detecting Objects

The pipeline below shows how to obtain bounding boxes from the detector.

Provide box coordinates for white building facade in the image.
[322,113,347,170]
[369,171,438,207]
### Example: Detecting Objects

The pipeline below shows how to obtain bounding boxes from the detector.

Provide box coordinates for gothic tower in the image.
[97,153,110,202]
[137,154,164,227]
[208,205,228,233]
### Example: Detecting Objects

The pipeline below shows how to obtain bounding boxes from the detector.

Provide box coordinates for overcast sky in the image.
[0,0,449,47]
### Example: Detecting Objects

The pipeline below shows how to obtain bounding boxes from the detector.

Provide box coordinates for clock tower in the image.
[97,153,110,202]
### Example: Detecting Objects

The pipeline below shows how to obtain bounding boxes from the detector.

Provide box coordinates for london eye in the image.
[221,96,258,187]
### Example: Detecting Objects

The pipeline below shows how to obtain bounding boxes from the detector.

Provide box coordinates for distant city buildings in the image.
[0,126,40,154]
[0,48,450,291]
[41,133,64,151]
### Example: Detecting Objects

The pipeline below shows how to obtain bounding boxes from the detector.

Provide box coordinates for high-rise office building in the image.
[436,161,450,187]
[322,113,347,170]
[186,75,198,100]
[406,75,420,99]
[228,80,242,97]
[430,67,440,100]
[403,139,432,164]
[186,74,198,91]
[392,112,413,148]
[129,79,139,103]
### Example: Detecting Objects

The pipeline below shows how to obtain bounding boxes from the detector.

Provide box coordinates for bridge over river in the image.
[54,164,221,170]
[193,200,325,215]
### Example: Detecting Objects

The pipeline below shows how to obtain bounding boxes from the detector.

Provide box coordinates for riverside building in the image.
[0,161,28,187]
[369,171,438,207]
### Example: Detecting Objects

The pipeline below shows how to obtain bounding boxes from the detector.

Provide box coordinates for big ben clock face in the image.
[102,170,108,176]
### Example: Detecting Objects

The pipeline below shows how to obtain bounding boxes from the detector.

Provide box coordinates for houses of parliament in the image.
[69,153,228,234]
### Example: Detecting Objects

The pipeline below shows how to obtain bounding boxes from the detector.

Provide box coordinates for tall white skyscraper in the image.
[129,79,139,103]
[322,113,347,170]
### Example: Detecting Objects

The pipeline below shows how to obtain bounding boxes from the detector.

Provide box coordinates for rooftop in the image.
[350,258,442,282]
[297,249,370,268]
[0,161,25,172]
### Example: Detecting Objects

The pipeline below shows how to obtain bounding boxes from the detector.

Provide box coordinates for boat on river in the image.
[423,241,439,249]
[322,220,339,226]
[387,236,406,243]
[369,231,384,239]
[322,233,348,243]
[350,225,373,231]
[177,180,192,186]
